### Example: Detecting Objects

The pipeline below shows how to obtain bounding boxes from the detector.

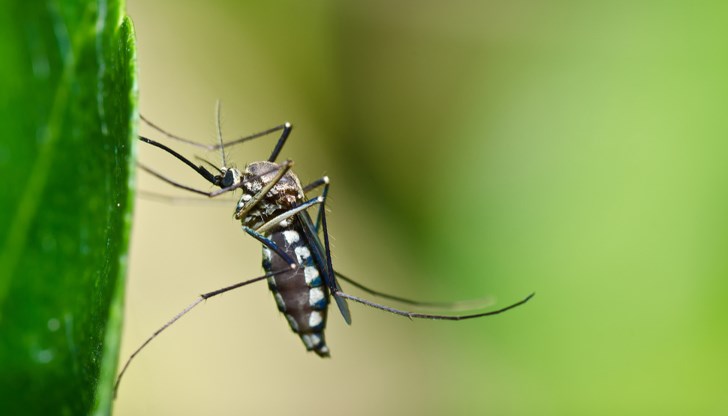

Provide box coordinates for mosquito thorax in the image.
[233,161,305,229]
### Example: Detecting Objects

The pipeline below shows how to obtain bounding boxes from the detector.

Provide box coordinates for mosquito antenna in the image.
[334,291,535,321]
[215,99,227,167]
[114,269,290,398]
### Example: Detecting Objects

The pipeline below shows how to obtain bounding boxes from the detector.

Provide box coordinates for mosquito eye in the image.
[222,170,236,187]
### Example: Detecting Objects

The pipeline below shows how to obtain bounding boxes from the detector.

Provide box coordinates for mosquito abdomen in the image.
[263,227,331,357]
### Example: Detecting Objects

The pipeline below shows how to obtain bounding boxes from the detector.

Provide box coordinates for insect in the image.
[114,105,534,396]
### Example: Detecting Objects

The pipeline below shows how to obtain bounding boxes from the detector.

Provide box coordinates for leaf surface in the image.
[0,1,136,414]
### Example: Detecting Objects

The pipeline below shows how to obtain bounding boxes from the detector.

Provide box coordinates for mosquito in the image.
[114,104,534,397]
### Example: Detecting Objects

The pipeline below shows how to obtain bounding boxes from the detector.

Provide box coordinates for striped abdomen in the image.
[262,227,330,357]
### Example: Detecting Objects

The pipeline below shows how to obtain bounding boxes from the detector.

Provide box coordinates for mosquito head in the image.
[218,167,242,188]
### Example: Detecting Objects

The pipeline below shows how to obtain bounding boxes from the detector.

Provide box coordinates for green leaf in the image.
[0,1,136,415]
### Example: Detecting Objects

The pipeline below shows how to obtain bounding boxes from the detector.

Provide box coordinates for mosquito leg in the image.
[113,269,288,398]
[308,184,520,316]
[266,122,293,162]
[140,114,289,152]
[137,190,235,205]
[302,176,329,232]
[243,226,297,269]
[255,196,324,235]
[140,114,216,148]
[302,177,328,193]
[319,195,352,324]
[215,123,291,152]
[333,271,494,311]
[332,291,535,321]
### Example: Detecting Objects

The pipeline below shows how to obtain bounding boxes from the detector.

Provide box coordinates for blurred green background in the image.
[117,1,728,415]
